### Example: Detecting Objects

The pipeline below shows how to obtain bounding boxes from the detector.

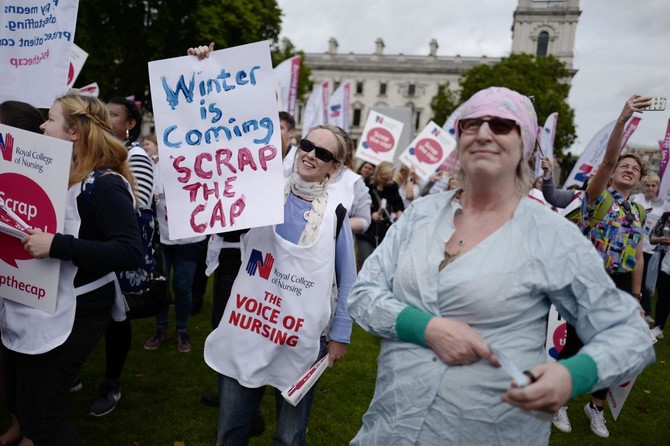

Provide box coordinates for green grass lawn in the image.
[2,290,669,445]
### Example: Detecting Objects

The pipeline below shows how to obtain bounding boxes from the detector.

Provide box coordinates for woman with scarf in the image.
[203,124,356,446]
[347,87,654,445]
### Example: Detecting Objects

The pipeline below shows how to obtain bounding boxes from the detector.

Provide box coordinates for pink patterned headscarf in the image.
[454,86,538,160]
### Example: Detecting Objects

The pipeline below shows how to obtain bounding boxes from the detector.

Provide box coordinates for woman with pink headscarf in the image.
[347,87,654,445]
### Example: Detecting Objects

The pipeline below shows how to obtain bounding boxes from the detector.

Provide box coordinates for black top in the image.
[356,180,405,245]
[49,173,143,310]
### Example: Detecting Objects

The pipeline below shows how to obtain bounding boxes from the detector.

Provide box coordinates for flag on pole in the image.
[328,82,350,132]
[301,81,329,133]
[535,112,559,178]
[274,56,301,116]
[656,120,670,201]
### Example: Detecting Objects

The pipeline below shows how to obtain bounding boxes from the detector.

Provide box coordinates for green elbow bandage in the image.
[396,306,434,347]
[559,354,599,398]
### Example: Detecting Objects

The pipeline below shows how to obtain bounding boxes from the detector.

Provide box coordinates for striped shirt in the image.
[127,142,154,209]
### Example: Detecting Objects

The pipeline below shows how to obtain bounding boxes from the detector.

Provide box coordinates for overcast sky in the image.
[276,0,670,155]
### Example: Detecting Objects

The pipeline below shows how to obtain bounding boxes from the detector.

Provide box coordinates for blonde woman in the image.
[355,161,404,268]
[3,92,142,445]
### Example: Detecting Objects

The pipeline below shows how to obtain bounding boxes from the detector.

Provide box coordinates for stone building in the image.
[297,0,581,142]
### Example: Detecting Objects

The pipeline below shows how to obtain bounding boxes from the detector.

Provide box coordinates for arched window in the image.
[536,31,549,57]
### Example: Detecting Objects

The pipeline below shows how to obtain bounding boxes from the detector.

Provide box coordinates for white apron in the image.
[0,181,118,354]
[204,200,337,390]
[327,168,359,216]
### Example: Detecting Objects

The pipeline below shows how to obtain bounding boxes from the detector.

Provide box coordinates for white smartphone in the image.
[641,97,667,111]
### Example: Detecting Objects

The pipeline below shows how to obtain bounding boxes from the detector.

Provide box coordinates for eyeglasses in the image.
[299,139,337,163]
[458,117,518,135]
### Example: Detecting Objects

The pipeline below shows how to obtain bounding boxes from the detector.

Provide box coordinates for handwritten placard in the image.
[148,41,284,240]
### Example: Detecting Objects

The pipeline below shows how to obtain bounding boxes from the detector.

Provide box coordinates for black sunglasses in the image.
[299,139,337,163]
[458,117,518,135]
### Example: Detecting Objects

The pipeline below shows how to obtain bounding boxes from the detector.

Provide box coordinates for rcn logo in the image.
[0,132,14,162]
[245,249,274,280]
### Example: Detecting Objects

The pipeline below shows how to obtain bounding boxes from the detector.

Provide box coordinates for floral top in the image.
[581,188,648,274]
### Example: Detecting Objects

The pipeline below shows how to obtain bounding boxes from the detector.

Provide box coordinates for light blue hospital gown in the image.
[348,191,655,445]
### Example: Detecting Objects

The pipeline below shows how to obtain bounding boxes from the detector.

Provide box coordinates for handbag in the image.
[125,233,170,320]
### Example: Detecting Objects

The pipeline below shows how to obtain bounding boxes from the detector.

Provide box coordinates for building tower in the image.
[511,0,581,69]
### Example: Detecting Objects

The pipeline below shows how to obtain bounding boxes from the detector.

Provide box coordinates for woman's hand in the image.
[619,95,652,123]
[371,211,382,222]
[187,42,215,60]
[424,317,498,366]
[500,362,572,412]
[327,341,347,367]
[21,228,54,259]
[540,156,552,179]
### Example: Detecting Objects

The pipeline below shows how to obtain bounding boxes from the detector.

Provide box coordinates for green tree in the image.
[74,0,282,105]
[271,38,312,105]
[430,82,459,126]
[457,53,576,159]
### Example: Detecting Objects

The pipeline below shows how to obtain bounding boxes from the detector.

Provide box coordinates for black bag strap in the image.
[335,203,347,240]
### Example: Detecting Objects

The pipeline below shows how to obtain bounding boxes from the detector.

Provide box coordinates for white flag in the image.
[535,112,559,178]
[274,56,301,116]
[301,81,329,133]
[327,82,350,132]
[564,117,641,189]
[438,103,465,173]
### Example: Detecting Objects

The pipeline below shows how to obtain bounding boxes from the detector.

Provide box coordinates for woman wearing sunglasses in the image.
[551,96,653,438]
[204,123,356,446]
[348,87,654,445]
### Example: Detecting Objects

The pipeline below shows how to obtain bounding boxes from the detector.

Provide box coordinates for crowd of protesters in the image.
[0,63,661,445]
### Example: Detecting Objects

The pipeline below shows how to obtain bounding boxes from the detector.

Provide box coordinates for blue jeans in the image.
[216,338,326,446]
[156,244,198,332]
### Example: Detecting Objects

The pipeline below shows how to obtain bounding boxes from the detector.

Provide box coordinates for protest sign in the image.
[398,121,456,181]
[545,304,567,361]
[148,41,284,240]
[607,377,637,420]
[0,124,71,312]
[0,0,79,108]
[66,42,87,88]
[355,111,404,165]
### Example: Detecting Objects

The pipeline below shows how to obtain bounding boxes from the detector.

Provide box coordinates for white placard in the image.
[355,111,404,166]
[66,42,88,88]
[544,304,567,362]
[398,121,456,181]
[0,0,79,108]
[606,377,637,420]
[0,124,71,312]
[148,41,284,240]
